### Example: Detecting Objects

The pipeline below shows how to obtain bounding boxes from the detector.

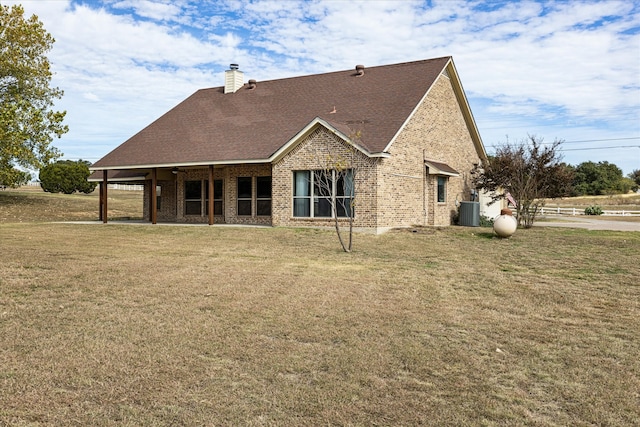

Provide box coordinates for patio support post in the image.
[102,170,108,223]
[151,168,157,224]
[208,165,214,225]
[99,176,104,222]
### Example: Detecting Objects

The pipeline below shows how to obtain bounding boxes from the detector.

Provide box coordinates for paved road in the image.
[534,216,640,232]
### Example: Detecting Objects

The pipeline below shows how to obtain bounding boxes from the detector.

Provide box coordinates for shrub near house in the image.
[40,160,97,194]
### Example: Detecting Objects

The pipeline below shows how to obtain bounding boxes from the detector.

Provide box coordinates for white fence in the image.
[536,207,640,217]
[108,183,144,191]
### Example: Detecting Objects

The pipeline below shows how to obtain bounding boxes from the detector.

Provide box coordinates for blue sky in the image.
[8,0,640,174]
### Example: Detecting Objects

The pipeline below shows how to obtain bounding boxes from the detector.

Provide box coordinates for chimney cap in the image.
[355,64,365,76]
[229,63,239,70]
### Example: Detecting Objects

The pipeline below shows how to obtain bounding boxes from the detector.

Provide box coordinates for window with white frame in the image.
[293,170,353,218]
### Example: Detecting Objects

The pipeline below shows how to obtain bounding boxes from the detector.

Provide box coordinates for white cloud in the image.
[6,0,639,173]
[110,0,183,21]
[82,92,100,102]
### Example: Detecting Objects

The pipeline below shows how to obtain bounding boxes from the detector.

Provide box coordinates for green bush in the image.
[39,160,97,194]
[479,215,494,227]
[584,205,603,216]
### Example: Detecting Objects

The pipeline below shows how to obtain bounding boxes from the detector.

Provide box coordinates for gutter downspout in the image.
[151,168,157,224]
[423,149,428,225]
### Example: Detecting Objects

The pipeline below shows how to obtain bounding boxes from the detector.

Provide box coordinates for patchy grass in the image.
[0,189,639,425]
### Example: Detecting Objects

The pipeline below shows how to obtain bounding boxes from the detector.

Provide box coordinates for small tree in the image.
[472,135,574,228]
[310,131,374,252]
[39,160,96,194]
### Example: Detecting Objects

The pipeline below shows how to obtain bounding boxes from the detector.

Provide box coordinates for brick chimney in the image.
[224,63,244,94]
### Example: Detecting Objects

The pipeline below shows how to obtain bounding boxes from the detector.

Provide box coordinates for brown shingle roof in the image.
[91,57,452,169]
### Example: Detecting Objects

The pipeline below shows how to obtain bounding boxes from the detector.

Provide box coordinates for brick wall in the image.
[272,127,379,229]
[377,72,481,227]
[143,179,176,222]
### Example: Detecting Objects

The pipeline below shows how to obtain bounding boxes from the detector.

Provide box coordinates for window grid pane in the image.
[257,200,271,216]
[237,177,252,199]
[256,176,271,198]
[336,197,353,217]
[314,197,332,217]
[185,180,202,215]
[185,180,201,199]
[237,200,252,216]
[293,171,311,217]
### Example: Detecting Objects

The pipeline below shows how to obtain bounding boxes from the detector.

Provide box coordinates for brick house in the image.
[90,56,488,232]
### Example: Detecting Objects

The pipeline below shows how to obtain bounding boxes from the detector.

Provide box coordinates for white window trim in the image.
[293,170,353,218]
[437,176,447,203]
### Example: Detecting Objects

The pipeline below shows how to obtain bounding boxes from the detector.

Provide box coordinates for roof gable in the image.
[91,57,482,170]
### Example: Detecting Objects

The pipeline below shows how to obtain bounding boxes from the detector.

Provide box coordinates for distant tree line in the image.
[569,161,638,196]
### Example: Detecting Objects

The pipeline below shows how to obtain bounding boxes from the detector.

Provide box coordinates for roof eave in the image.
[89,158,273,172]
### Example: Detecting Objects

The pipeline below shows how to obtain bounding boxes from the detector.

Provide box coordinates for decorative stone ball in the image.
[493,214,517,238]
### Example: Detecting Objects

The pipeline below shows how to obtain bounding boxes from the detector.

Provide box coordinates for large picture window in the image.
[293,170,353,218]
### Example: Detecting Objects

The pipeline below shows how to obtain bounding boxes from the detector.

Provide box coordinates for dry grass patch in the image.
[547,193,640,211]
[0,187,142,222]
[1,221,639,426]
